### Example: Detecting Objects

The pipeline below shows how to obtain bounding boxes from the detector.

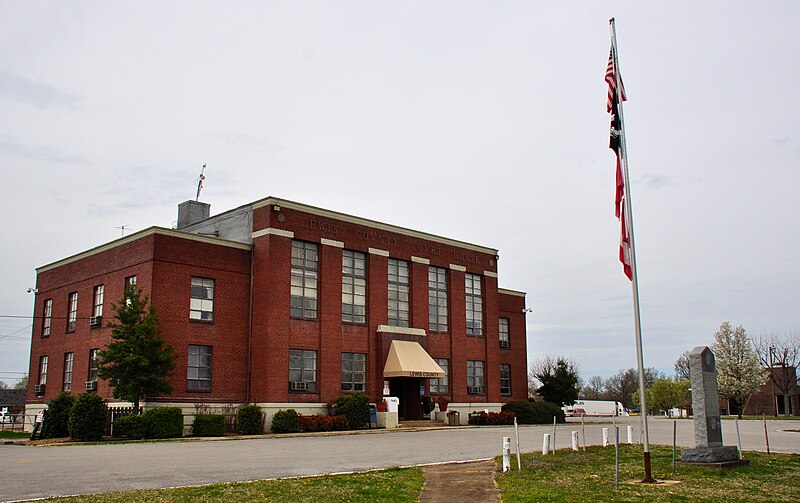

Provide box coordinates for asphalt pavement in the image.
[1,416,798,502]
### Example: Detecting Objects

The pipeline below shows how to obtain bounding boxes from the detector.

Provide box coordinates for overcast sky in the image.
[1,2,798,388]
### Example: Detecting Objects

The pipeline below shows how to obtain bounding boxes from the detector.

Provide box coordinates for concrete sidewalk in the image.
[419,460,500,502]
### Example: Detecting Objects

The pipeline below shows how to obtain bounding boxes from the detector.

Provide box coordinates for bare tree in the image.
[674,351,691,380]
[528,355,581,401]
[581,375,606,399]
[753,331,800,416]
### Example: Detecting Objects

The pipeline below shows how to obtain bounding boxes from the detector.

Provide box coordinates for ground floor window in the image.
[341,352,366,392]
[289,349,317,392]
[467,360,484,394]
[188,345,212,391]
[500,364,511,395]
[62,352,73,392]
[430,358,449,393]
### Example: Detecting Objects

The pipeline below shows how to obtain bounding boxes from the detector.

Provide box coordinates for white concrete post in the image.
[502,437,511,472]
[627,425,634,444]
[602,427,609,447]
[571,431,579,451]
[542,433,551,455]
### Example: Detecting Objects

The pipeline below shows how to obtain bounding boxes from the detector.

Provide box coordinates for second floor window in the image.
[190,277,215,321]
[465,274,483,335]
[291,241,318,319]
[67,292,78,333]
[499,318,510,348]
[342,250,366,323]
[388,259,409,327]
[93,285,104,318]
[428,267,448,332]
[42,299,52,337]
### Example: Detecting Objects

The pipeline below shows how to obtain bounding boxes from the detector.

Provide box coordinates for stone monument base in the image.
[680,446,739,464]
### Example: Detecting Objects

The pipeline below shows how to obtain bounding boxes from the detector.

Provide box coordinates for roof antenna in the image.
[114,225,129,237]
[195,163,207,201]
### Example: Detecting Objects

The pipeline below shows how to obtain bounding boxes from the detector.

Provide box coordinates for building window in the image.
[465,274,483,335]
[467,360,484,394]
[291,241,318,319]
[42,299,52,338]
[87,349,99,383]
[125,275,137,304]
[388,259,409,327]
[190,277,215,321]
[93,285,104,318]
[289,349,317,392]
[430,358,449,393]
[38,355,48,385]
[63,352,74,392]
[428,267,448,332]
[342,250,366,323]
[187,345,212,391]
[499,318,510,349]
[341,352,366,392]
[66,292,78,333]
[500,364,512,395]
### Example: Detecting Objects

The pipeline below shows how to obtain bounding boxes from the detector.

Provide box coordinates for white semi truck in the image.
[563,400,627,417]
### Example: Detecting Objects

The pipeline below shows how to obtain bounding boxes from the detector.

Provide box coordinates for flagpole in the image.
[609,17,654,483]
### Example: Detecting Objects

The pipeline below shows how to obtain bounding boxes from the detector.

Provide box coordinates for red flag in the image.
[607,45,631,280]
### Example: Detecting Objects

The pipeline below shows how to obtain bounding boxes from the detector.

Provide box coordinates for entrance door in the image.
[389,377,422,420]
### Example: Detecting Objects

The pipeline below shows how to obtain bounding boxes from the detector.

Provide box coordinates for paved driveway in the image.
[1,416,798,502]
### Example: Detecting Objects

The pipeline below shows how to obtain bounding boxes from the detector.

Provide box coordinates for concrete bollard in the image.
[627,425,634,444]
[542,433,551,455]
[571,431,579,451]
[502,437,511,472]
[602,427,609,447]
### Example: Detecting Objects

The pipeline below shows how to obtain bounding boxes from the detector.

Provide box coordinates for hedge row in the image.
[300,415,349,432]
[468,411,516,425]
[112,407,183,439]
[501,400,565,424]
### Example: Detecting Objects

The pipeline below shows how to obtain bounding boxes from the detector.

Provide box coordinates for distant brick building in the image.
[26,197,528,425]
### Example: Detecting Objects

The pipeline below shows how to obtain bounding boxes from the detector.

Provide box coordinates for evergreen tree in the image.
[535,357,580,407]
[98,284,176,411]
[711,321,766,418]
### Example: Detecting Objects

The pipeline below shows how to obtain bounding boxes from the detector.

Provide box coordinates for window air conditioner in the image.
[290,381,309,391]
[34,384,46,395]
[85,381,98,392]
[89,316,102,327]
[467,386,483,394]
[499,340,510,349]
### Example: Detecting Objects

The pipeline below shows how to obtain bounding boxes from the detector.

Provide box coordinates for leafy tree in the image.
[98,284,176,411]
[533,356,580,407]
[41,392,74,438]
[712,321,766,418]
[15,373,28,390]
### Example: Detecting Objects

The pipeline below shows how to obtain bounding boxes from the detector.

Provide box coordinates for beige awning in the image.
[383,340,445,378]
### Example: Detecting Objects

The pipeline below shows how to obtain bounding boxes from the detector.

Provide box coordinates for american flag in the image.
[606,45,632,280]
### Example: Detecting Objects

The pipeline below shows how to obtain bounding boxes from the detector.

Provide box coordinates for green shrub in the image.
[271,409,301,433]
[142,407,184,438]
[300,415,349,432]
[42,392,74,438]
[237,405,264,435]
[501,400,565,424]
[193,414,226,437]
[335,393,370,429]
[113,414,146,439]
[68,393,108,441]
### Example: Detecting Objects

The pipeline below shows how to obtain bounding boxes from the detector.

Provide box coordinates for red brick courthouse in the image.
[26,197,528,426]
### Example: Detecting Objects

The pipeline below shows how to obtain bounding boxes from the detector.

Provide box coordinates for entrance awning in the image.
[383,340,445,378]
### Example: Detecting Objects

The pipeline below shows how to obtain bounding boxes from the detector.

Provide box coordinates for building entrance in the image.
[388,377,422,420]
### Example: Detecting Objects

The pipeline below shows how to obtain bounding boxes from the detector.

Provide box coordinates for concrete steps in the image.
[398,419,447,428]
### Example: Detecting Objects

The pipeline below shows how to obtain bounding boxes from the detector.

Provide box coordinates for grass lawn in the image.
[41,467,423,502]
[496,444,800,502]
[0,430,29,439]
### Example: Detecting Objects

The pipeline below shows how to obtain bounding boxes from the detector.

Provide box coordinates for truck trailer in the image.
[563,400,626,417]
